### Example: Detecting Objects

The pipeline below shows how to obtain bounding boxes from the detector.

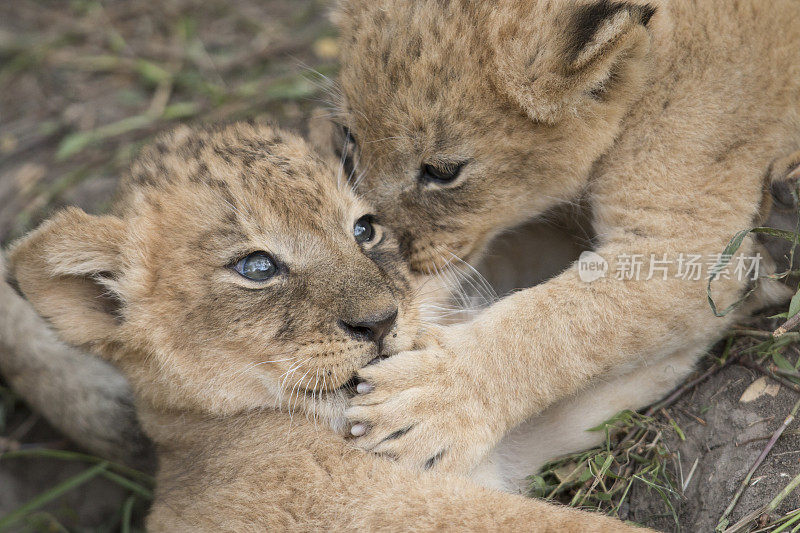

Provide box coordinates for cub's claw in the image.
[345,344,498,474]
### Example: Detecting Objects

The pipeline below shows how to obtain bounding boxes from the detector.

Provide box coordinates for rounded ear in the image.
[6,207,127,351]
[491,0,656,124]
[306,108,361,191]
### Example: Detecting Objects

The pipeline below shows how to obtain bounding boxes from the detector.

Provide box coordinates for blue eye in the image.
[234,252,278,281]
[354,216,375,243]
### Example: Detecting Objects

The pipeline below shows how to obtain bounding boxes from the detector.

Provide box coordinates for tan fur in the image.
[2,0,799,500]
[0,252,153,469]
[7,123,641,531]
[332,0,800,482]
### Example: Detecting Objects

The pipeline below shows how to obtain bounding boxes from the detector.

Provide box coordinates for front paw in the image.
[345,344,497,475]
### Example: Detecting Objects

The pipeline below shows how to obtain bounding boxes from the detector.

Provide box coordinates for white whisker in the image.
[230,355,297,383]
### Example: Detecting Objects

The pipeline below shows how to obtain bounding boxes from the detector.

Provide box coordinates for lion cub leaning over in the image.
[7,123,641,531]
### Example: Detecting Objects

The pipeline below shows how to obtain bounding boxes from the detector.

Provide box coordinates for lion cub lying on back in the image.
[7,123,639,531]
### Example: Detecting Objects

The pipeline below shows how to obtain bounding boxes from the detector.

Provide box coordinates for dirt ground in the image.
[1,1,799,532]
[628,357,800,531]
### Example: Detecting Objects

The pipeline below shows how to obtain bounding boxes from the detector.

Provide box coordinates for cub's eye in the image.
[419,162,467,185]
[353,215,375,244]
[334,124,357,153]
[233,252,278,282]
[335,125,358,178]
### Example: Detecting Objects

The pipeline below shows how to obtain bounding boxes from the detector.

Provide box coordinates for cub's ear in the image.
[491,0,657,123]
[7,207,127,350]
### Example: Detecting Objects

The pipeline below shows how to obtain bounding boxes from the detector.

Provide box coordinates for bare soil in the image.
[629,360,800,531]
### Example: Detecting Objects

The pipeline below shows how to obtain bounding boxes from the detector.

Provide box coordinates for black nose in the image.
[339,308,398,345]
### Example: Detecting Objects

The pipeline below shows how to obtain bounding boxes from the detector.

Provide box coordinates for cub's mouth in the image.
[339,374,360,395]
[299,373,359,401]
[303,350,394,400]
[327,353,392,396]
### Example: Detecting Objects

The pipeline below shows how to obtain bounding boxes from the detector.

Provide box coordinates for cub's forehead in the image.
[122,123,360,230]
[336,0,489,147]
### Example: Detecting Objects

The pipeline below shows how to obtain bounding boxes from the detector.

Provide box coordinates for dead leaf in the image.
[739,376,780,403]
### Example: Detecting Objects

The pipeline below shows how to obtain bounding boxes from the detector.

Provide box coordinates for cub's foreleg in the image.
[480,348,700,492]
[348,157,771,475]
[0,252,152,468]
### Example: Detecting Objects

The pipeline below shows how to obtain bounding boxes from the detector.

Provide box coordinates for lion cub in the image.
[332,0,800,482]
[7,123,640,531]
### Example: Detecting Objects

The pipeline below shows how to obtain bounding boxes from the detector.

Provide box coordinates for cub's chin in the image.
[309,388,351,435]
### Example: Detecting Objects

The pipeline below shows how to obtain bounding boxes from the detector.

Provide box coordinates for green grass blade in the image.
[773,511,800,533]
[789,289,800,319]
[707,226,800,317]
[1,448,154,486]
[100,470,153,500]
[121,495,137,533]
[0,461,109,531]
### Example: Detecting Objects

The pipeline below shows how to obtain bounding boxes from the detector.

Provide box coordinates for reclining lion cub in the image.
[331,0,800,483]
[3,0,800,497]
[6,123,640,531]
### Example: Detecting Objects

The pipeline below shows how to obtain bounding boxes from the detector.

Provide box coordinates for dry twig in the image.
[716,397,800,531]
